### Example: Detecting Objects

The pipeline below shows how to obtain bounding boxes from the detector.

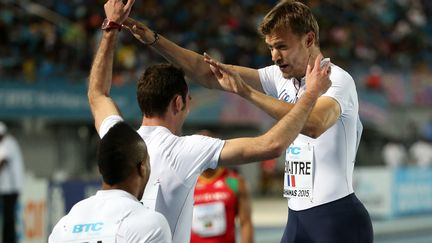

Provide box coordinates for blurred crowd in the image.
[1,0,431,84]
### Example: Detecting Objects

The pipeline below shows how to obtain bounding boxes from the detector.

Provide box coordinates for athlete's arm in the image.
[242,88,340,138]
[218,55,331,166]
[88,30,121,134]
[122,17,264,92]
[88,0,135,133]
[205,55,340,139]
[237,176,254,243]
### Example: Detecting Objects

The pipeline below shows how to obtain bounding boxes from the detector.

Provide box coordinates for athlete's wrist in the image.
[102,28,119,41]
[303,89,320,100]
[299,90,319,108]
[238,83,252,98]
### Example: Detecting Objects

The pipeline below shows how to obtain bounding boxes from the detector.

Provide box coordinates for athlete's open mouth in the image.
[279,64,289,71]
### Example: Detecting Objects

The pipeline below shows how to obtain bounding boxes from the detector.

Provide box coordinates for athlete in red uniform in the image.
[191,167,254,243]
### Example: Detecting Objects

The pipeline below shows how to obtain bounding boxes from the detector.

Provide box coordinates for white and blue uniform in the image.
[99,116,225,243]
[48,190,171,243]
[259,63,372,243]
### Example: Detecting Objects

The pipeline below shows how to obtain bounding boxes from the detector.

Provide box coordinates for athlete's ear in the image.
[139,158,151,187]
[169,95,181,115]
[137,159,150,178]
[305,31,315,48]
[172,95,183,115]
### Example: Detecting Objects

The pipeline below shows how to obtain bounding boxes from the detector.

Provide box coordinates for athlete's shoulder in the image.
[67,195,96,213]
[124,208,170,232]
[329,64,355,85]
[122,208,171,243]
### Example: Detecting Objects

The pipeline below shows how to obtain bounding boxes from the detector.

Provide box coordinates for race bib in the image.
[61,221,119,243]
[192,201,226,237]
[284,143,314,200]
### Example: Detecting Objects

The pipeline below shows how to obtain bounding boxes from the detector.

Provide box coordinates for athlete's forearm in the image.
[124,18,220,89]
[243,84,332,138]
[263,90,319,149]
[241,222,254,243]
[242,84,294,120]
[88,31,118,99]
[88,30,122,131]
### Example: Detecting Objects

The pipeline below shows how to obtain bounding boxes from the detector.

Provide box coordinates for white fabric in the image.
[48,190,171,243]
[0,135,24,193]
[99,116,225,243]
[259,63,362,210]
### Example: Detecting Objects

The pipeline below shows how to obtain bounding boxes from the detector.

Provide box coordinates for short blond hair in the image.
[259,0,319,45]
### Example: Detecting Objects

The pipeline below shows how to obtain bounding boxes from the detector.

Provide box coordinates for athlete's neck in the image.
[142,115,179,135]
[101,180,141,200]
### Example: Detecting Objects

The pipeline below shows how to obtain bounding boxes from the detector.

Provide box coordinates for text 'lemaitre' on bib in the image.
[284,142,314,201]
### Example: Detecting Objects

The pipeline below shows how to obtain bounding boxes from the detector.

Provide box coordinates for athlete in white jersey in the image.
[259,63,362,210]
[123,1,373,242]
[98,115,224,243]
[49,122,171,243]
[49,190,171,243]
[87,2,331,242]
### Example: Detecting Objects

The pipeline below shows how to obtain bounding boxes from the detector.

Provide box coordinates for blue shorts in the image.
[281,193,373,243]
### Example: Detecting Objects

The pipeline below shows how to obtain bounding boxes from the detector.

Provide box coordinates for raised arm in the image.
[122,17,264,92]
[88,0,135,133]
[205,54,339,139]
[218,55,331,166]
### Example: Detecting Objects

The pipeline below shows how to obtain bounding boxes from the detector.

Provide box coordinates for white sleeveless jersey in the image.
[99,117,225,243]
[48,190,171,243]
[259,63,363,210]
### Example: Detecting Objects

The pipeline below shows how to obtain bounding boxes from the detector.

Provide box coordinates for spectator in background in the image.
[382,137,408,167]
[259,158,278,196]
[365,65,383,91]
[191,130,254,243]
[0,122,24,243]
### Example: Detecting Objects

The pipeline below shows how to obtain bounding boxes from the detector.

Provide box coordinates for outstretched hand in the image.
[123,18,153,44]
[104,0,135,24]
[305,54,332,97]
[204,53,248,95]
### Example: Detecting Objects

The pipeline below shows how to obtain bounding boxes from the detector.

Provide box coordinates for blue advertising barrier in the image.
[354,166,432,219]
[392,167,432,216]
[0,82,272,126]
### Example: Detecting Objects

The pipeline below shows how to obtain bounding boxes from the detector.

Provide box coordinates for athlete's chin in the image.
[281,72,294,79]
